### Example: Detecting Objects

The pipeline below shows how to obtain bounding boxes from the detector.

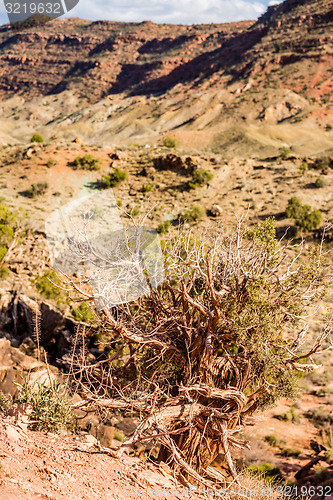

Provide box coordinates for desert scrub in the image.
[101,167,128,188]
[274,406,300,424]
[71,302,95,324]
[46,159,57,168]
[31,133,44,143]
[314,177,328,188]
[264,435,282,447]
[325,448,333,463]
[72,154,101,171]
[299,162,308,175]
[16,381,73,433]
[312,156,332,173]
[157,220,171,234]
[34,270,65,306]
[162,136,178,148]
[188,168,214,189]
[279,147,290,160]
[247,463,284,484]
[280,447,301,457]
[140,183,154,193]
[285,197,322,231]
[0,266,9,280]
[0,392,13,416]
[26,182,49,198]
[181,205,205,222]
[0,203,18,263]
[306,407,333,428]
[113,430,124,442]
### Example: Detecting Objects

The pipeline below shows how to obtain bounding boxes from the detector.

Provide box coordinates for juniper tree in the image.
[67,216,331,487]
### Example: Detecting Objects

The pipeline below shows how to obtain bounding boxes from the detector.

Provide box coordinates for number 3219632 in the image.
[5,2,61,14]
[276,485,332,497]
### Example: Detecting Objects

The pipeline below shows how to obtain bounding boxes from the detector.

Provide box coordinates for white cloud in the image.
[66,0,266,24]
[0,0,267,27]
[268,0,282,6]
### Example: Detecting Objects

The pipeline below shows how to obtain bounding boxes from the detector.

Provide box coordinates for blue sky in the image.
[0,0,282,27]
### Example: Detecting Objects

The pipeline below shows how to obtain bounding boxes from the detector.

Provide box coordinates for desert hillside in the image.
[0,0,332,154]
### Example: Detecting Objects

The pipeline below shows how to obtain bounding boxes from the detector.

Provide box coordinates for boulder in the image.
[153,154,198,174]
[0,338,57,395]
[209,204,223,217]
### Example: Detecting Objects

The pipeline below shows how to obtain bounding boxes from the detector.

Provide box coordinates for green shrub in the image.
[281,448,301,457]
[157,220,171,234]
[140,183,154,193]
[314,177,328,188]
[34,270,65,305]
[101,168,128,188]
[188,169,214,189]
[0,266,9,280]
[26,182,49,198]
[247,463,284,483]
[306,407,333,428]
[285,197,322,231]
[163,136,178,148]
[264,435,278,447]
[181,205,205,222]
[299,162,308,175]
[71,302,95,323]
[279,147,291,160]
[312,464,332,484]
[46,159,57,168]
[16,381,73,433]
[113,430,124,442]
[31,133,44,143]
[0,392,13,417]
[324,448,333,463]
[72,154,101,171]
[275,406,300,424]
[0,204,18,263]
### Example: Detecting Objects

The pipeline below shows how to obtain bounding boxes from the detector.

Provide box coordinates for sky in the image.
[0,0,283,27]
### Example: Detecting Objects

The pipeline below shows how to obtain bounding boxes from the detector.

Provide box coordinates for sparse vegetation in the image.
[26,181,49,198]
[247,463,284,484]
[140,183,154,193]
[16,381,73,433]
[71,302,95,323]
[31,133,44,143]
[181,205,205,222]
[0,266,9,280]
[314,177,328,188]
[312,156,332,173]
[101,167,128,188]
[157,220,171,233]
[46,159,57,168]
[299,162,308,175]
[264,435,301,457]
[72,154,101,171]
[188,168,214,189]
[162,136,178,148]
[0,392,13,417]
[306,407,333,429]
[113,431,124,442]
[0,203,19,264]
[274,406,300,424]
[34,270,65,306]
[285,197,322,231]
[279,147,291,160]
